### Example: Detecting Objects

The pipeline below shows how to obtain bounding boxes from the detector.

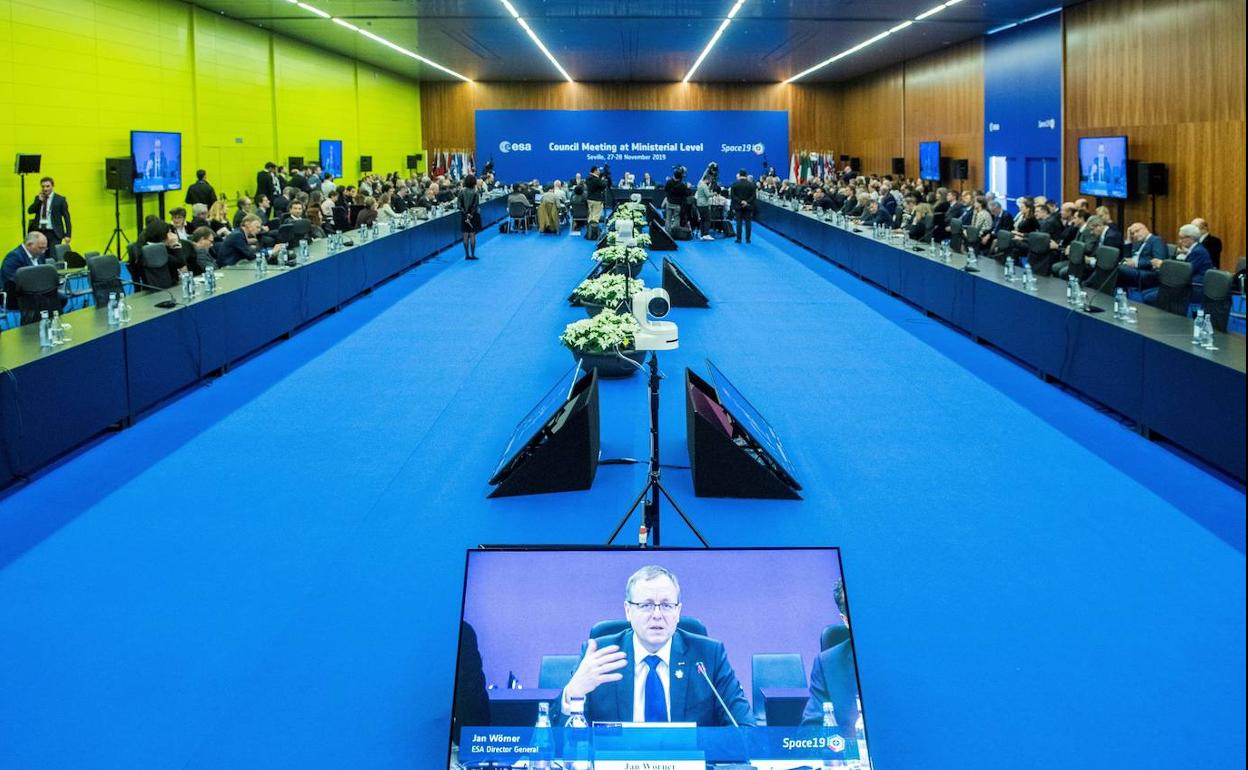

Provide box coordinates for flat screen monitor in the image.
[489,362,584,484]
[918,141,941,181]
[1077,135,1128,198]
[319,139,343,179]
[130,131,182,193]
[706,359,800,490]
[450,546,869,768]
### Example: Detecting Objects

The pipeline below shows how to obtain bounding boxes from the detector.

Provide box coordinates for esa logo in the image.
[829,735,846,752]
[498,140,532,153]
[752,143,765,155]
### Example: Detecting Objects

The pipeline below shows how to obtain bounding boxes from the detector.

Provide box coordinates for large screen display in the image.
[1077,135,1127,198]
[319,139,343,179]
[450,547,869,768]
[131,131,182,193]
[919,141,941,181]
[476,110,788,184]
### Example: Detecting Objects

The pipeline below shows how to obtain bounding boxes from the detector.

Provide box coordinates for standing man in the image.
[729,168,757,244]
[586,166,607,225]
[256,162,280,201]
[27,177,71,247]
[185,169,216,207]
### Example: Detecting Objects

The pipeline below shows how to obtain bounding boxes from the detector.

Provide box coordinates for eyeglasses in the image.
[626,601,681,615]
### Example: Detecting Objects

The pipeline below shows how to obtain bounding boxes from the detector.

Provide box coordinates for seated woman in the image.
[355,197,378,229]
[207,200,232,238]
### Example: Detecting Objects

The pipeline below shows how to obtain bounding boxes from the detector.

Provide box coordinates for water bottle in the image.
[1004,256,1016,281]
[854,697,869,769]
[1191,310,1205,344]
[38,310,52,348]
[822,701,840,769]
[563,696,591,770]
[1201,315,1216,350]
[531,702,554,770]
[1067,275,1077,304]
[182,271,194,300]
[204,265,217,294]
[49,311,64,345]
[117,295,132,324]
[107,292,120,326]
[1023,265,1036,291]
[1113,288,1126,319]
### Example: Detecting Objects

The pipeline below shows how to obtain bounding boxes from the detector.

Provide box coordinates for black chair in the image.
[536,654,580,690]
[126,241,145,284]
[86,254,124,308]
[1199,269,1232,331]
[917,214,935,243]
[1153,259,1193,316]
[14,264,65,325]
[820,623,850,652]
[140,243,176,290]
[751,653,806,724]
[1085,245,1120,295]
[963,225,981,256]
[1025,231,1056,276]
[1053,240,1087,281]
[1166,242,1179,260]
[588,616,707,640]
[507,200,532,233]
[990,230,1014,264]
[569,200,589,231]
[948,218,964,253]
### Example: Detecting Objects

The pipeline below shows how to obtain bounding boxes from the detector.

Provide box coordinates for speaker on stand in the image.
[891,157,905,176]
[1136,162,1168,232]
[360,155,373,173]
[14,154,41,238]
[104,157,134,257]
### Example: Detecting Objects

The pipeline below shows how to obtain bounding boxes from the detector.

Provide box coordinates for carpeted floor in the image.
[1,225,1243,769]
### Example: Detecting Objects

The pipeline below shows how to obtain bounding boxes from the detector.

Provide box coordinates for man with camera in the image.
[664,166,692,232]
[729,168,757,244]
[586,166,607,224]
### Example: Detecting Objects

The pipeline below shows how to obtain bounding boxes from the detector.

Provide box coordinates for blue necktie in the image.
[643,655,668,722]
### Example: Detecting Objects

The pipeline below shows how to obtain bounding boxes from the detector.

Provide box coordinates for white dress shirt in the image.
[632,635,672,723]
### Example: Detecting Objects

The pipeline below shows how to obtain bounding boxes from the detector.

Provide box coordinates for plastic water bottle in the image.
[1023,265,1036,291]
[563,697,591,770]
[117,295,132,324]
[531,702,554,770]
[49,311,64,346]
[1201,315,1216,350]
[182,271,194,300]
[854,697,869,769]
[822,701,840,769]
[107,292,120,326]
[1004,256,1016,281]
[38,310,52,348]
[204,265,217,294]
[1192,310,1205,344]
[1066,275,1077,304]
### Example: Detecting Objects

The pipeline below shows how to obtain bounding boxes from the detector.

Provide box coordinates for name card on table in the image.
[594,757,706,770]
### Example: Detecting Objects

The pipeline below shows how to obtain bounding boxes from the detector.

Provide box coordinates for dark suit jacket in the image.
[453,621,490,739]
[1182,242,1213,285]
[185,180,217,207]
[256,170,278,200]
[1127,234,1168,268]
[987,211,1015,237]
[27,193,72,241]
[1099,226,1124,254]
[2,244,37,300]
[801,640,861,740]
[729,179,757,213]
[216,229,255,266]
[568,628,754,727]
[1200,235,1223,266]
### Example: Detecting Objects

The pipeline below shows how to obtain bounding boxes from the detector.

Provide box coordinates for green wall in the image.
[0,0,422,251]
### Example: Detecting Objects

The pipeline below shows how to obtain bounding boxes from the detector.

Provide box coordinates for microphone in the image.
[125,278,183,308]
[695,661,739,729]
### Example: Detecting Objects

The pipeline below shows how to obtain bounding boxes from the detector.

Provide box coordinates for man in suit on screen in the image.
[802,581,861,742]
[1087,143,1112,186]
[143,138,173,181]
[561,565,754,727]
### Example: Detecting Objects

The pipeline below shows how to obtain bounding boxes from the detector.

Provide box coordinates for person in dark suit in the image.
[729,169,757,244]
[256,163,280,200]
[561,565,754,727]
[142,138,173,181]
[27,176,71,246]
[1117,223,1169,290]
[1191,218,1222,267]
[451,621,490,741]
[216,214,281,266]
[980,200,1014,250]
[185,170,217,207]
[2,231,50,308]
[1175,224,1213,287]
[801,581,860,741]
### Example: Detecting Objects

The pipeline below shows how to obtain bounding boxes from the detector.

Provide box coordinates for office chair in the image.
[588,617,708,640]
[86,254,125,308]
[14,264,65,325]
[948,218,964,253]
[537,655,580,690]
[1199,269,1231,330]
[1085,245,1121,296]
[1025,231,1056,276]
[751,653,806,725]
[820,624,850,652]
[140,243,177,290]
[1154,259,1194,316]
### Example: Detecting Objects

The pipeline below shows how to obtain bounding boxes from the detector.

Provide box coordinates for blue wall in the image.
[983,12,1063,210]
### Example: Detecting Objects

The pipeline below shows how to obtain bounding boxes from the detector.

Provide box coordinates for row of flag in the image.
[428,149,476,180]
[788,151,837,183]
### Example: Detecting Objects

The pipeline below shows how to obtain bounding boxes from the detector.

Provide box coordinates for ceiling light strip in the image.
[683,0,747,83]
[499,0,574,82]
[288,1,472,81]
[987,6,1061,35]
[785,0,968,82]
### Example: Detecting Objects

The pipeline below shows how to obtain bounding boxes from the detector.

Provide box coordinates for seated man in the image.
[802,582,860,742]
[561,565,754,727]
[217,214,283,267]
[3,231,64,310]
[538,180,566,233]
[1172,223,1213,291]
[856,200,893,228]
[1116,222,1169,290]
[187,227,217,274]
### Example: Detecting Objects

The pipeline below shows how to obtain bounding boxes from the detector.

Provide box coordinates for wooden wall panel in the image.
[1064,0,1245,265]
[903,40,984,190]
[420,82,840,155]
[835,66,905,178]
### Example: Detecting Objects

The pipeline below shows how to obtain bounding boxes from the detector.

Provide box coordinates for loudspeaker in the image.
[288,156,304,169]
[839,154,850,162]
[487,369,600,497]
[15,154,41,174]
[359,155,373,172]
[849,157,861,172]
[953,159,969,180]
[685,370,801,500]
[406,154,422,170]
[1136,162,1168,196]
[105,157,134,191]
[663,257,709,308]
[891,157,905,175]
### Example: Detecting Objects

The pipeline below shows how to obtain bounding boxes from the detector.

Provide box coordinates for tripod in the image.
[17,172,30,239]
[104,188,130,258]
[606,351,709,548]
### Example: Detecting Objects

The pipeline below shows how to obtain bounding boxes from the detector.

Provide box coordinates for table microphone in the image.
[696,662,756,770]
[125,279,183,309]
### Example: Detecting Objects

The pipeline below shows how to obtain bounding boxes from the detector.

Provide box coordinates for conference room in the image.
[0,1,1243,769]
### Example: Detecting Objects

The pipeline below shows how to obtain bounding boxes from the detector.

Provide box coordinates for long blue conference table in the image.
[757,198,1246,484]
[0,197,506,491]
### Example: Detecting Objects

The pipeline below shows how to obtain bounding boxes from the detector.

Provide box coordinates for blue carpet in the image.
[0,227,1242,770]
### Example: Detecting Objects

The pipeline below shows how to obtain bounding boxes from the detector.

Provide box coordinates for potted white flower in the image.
[591,244,648,277]
[570,274,646,316]
[559,311,646,377]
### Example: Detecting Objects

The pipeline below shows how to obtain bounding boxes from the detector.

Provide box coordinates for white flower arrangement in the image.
[605,230,650,248]
[560,311,641,353]
[610,203,647,228]
[571,274,647,307]
[591,243,648,266]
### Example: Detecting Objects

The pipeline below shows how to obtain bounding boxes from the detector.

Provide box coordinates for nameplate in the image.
[594,760,705,770]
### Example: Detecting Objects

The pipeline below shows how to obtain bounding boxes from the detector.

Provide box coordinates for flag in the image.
[809,151,821,180]
[789,153,798,183]
[799,152,810,183]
